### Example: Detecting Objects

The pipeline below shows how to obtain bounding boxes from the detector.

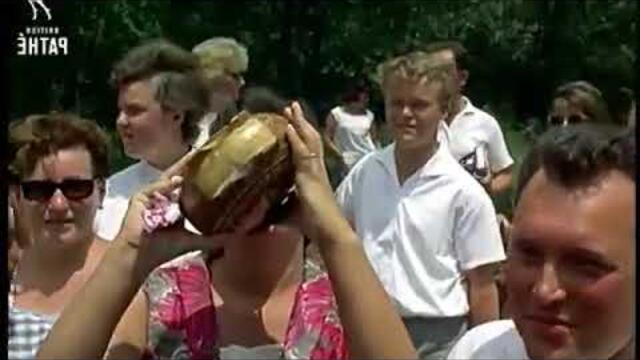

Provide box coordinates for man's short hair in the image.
[515,124,634,204]
[9,113,111,181]
[192,37,249,82]
[378,51,457,113]
[422,40,469,72]
[111,39,209,143]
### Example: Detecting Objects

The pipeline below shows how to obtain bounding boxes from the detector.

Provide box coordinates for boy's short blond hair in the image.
[192,37,249,81]
[377,51,457,113]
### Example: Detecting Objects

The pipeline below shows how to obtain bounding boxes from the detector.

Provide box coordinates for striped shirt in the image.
[8,306,56,359]
[8,283,58,360]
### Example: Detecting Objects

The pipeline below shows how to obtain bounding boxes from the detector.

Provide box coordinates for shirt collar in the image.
[455,96,477,119]
[376,141,454,182]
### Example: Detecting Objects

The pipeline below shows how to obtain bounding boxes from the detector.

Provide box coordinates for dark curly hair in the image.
[9,113,111,182]
[515,124,634,205]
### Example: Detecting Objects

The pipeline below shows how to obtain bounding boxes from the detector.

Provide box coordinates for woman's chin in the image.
[42,229,88,247]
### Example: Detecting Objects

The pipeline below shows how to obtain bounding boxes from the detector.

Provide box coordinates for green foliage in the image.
[8,0,636,174]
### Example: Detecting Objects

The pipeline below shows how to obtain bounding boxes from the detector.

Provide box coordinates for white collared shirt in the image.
[336,143,505,317]
[193,112,218,148]
[447,320,529,359]
[439,97,514,173]
[94,161,163,241]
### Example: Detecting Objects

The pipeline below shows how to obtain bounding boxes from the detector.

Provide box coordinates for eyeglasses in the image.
[548,114,587,126]
[20,179,96,202]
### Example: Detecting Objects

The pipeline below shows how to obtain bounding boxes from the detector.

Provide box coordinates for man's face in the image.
[116,79,182,162]
[506,169,635,359]
[429,49,466,95]
[18,147,104,248]
[384,76,446,152]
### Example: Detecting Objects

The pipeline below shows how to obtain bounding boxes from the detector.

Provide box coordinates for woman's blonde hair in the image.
[192,37,249,81]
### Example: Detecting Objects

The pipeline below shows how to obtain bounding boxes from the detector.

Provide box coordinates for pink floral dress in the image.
[142,251,348,360]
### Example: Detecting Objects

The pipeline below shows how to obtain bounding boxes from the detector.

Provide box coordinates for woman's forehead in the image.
[31,147,93,178]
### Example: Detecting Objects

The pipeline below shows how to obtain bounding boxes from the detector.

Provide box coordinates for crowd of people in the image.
[7,35,635,360]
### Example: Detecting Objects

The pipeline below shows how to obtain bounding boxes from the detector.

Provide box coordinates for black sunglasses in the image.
[20,178,96,202]
[548,115,586,126]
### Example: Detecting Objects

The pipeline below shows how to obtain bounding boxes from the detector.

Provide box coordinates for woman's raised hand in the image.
[115,150,229,282]
[283,101,347,243]
[284,102,332,191]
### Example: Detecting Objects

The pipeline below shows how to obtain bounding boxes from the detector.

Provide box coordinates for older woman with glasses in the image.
[8,113,111,359]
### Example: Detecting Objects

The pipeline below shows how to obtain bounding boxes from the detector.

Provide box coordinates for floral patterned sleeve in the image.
[284,261,349,360]
[142,253,348,360]
[143,252,218,360]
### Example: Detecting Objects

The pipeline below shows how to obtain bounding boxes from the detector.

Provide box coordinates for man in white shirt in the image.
[192,37,249,147]
[94,39,209,240]
[448,125,634,360]
[424,41,514,196]
[336,51,505,359]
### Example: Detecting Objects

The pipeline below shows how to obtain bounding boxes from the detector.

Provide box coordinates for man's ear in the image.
[166,110,185,131]
[173,112,184,124]
[459,70,469,89]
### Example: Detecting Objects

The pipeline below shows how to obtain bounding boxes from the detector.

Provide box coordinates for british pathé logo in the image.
[27,0,52,21]
[17,0,68,56]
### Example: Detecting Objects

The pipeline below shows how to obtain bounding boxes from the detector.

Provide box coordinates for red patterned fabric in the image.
[143,252,348,359]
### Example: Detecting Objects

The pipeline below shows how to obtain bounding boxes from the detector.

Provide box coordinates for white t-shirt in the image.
[330,106,377,168]
[336,143,506,318]
[94,161,162,241]
[193,112,218,148]
[447,320,529,359]
[439,97,514,173]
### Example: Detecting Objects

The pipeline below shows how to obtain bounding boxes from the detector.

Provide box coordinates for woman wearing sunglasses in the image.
[8,113,111,359]
[36,102,417,360]
[547,81,611,128]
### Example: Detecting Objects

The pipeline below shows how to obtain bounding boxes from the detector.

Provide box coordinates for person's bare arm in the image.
[37,242,144,359]
[315,195,416,359]
[285,102,416,359]
[105,291,149,359]
[465,263,500,327]
[38,152,223,360]
[323,112,344,160]
[489,166,513,195]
